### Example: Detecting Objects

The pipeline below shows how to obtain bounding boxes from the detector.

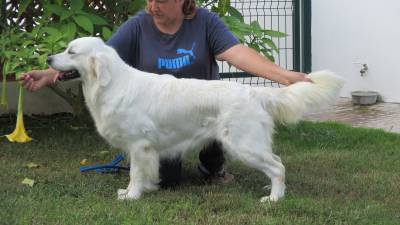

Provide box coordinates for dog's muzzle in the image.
[58,70,80,81]
[46,56,80,81]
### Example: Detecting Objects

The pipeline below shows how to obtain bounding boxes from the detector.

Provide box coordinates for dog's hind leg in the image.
[238,149,285,202]
[257,153,286,202]
[219,120,286,202]
[118,140,160,200]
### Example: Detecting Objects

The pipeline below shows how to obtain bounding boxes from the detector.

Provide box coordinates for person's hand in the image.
[20,69,60,92]
[285,71,312,85]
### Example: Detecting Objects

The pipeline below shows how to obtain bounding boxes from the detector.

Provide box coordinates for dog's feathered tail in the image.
[254,71,344,124]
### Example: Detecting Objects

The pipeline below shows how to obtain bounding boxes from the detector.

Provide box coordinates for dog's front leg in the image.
[118,141,160,200]
[118,159,142,200]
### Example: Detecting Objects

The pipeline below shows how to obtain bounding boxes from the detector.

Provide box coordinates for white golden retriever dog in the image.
[47,37,344,202]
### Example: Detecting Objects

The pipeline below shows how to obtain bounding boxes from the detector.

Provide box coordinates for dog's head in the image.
[47,37,114,87]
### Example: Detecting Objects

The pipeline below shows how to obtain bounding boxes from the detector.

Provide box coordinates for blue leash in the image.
[80,154,130,173]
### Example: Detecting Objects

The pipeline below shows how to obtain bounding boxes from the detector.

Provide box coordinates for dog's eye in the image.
[68,49,76,55]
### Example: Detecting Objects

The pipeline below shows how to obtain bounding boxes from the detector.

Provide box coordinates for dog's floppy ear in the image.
[90,52,111,87]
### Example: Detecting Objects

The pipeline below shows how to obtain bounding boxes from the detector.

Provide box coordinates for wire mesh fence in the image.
[1,0,298,87]
[220,0,296,87]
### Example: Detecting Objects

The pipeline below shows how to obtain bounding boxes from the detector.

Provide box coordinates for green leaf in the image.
[60,10,72,21]
[85,13,108,26]
[73,15,94,34]
[41,27,62,37]
[102,27,113,40]
[45,4,65,16]
[31,26,41,37]
[57,41,68,49]
[222,17,252,43]
[264,29,287,38]
[2,60,10,75]
[38,55,48,68]
[44,35,63,44]
[22,40,34,47]
[223,17,252,34]
[250,21,262,29]
[262,48,275,62]
[70,0,84,11]
[3,51,19,58]
[249,42,261,53]
[44,31,63,43]
[8,62,19,74]
[262,37,280,53]
[227,6,243,22]
[60,23,77,41]
[250,21,263,37]
[217,0,230,17]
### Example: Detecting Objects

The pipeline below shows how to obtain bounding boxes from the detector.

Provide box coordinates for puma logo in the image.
[176,42,196,59]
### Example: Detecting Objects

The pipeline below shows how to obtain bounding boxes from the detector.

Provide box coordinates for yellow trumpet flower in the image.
[6,84,32,143]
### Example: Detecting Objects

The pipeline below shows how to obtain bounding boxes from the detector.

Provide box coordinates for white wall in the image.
[0,82,76,115]
[312,0,400,103]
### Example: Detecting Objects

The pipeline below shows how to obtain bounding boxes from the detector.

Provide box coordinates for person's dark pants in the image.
[158,140,225,188]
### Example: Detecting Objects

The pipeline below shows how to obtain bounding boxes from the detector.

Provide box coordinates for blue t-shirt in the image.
[107,8,239,80]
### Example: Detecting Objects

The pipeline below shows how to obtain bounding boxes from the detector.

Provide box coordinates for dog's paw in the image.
[260,195,280,203]
[117,188,141,200]
[117,189,128,200]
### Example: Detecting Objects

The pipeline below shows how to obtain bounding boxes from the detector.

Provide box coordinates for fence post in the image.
[294,0,312,73]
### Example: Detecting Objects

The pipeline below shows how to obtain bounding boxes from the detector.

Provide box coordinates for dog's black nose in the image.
[46,56,53,65]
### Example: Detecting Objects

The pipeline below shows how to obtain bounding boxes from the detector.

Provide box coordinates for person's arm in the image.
[216,44,310,85]
[20,68,60,92]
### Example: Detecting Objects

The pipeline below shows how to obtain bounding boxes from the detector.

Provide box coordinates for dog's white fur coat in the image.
[48,37,344,202]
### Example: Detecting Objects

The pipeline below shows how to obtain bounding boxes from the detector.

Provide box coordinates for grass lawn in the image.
[1,114,399,225]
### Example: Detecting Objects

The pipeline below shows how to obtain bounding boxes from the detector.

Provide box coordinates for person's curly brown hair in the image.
[146,0,197,19]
